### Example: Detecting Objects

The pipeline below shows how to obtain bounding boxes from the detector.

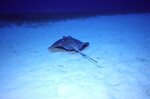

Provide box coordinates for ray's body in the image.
[49,36,100,67]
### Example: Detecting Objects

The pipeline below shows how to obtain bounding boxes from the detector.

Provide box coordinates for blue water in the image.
[0,0,150,13]
[0,0,150,99]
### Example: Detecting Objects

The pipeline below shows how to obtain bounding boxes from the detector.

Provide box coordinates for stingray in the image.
[48,36,99,66]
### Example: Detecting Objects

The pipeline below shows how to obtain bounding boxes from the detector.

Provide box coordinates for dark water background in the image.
[0,0,150,27]
[1,0,150,13]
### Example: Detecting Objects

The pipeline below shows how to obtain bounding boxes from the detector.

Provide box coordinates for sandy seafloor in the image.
[0,13,150,99]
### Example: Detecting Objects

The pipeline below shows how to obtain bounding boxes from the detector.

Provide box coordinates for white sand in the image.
[0,13,150,99]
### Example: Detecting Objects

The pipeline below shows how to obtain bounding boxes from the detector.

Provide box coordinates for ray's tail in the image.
[77,50,98,63]
[75,49,101,67]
